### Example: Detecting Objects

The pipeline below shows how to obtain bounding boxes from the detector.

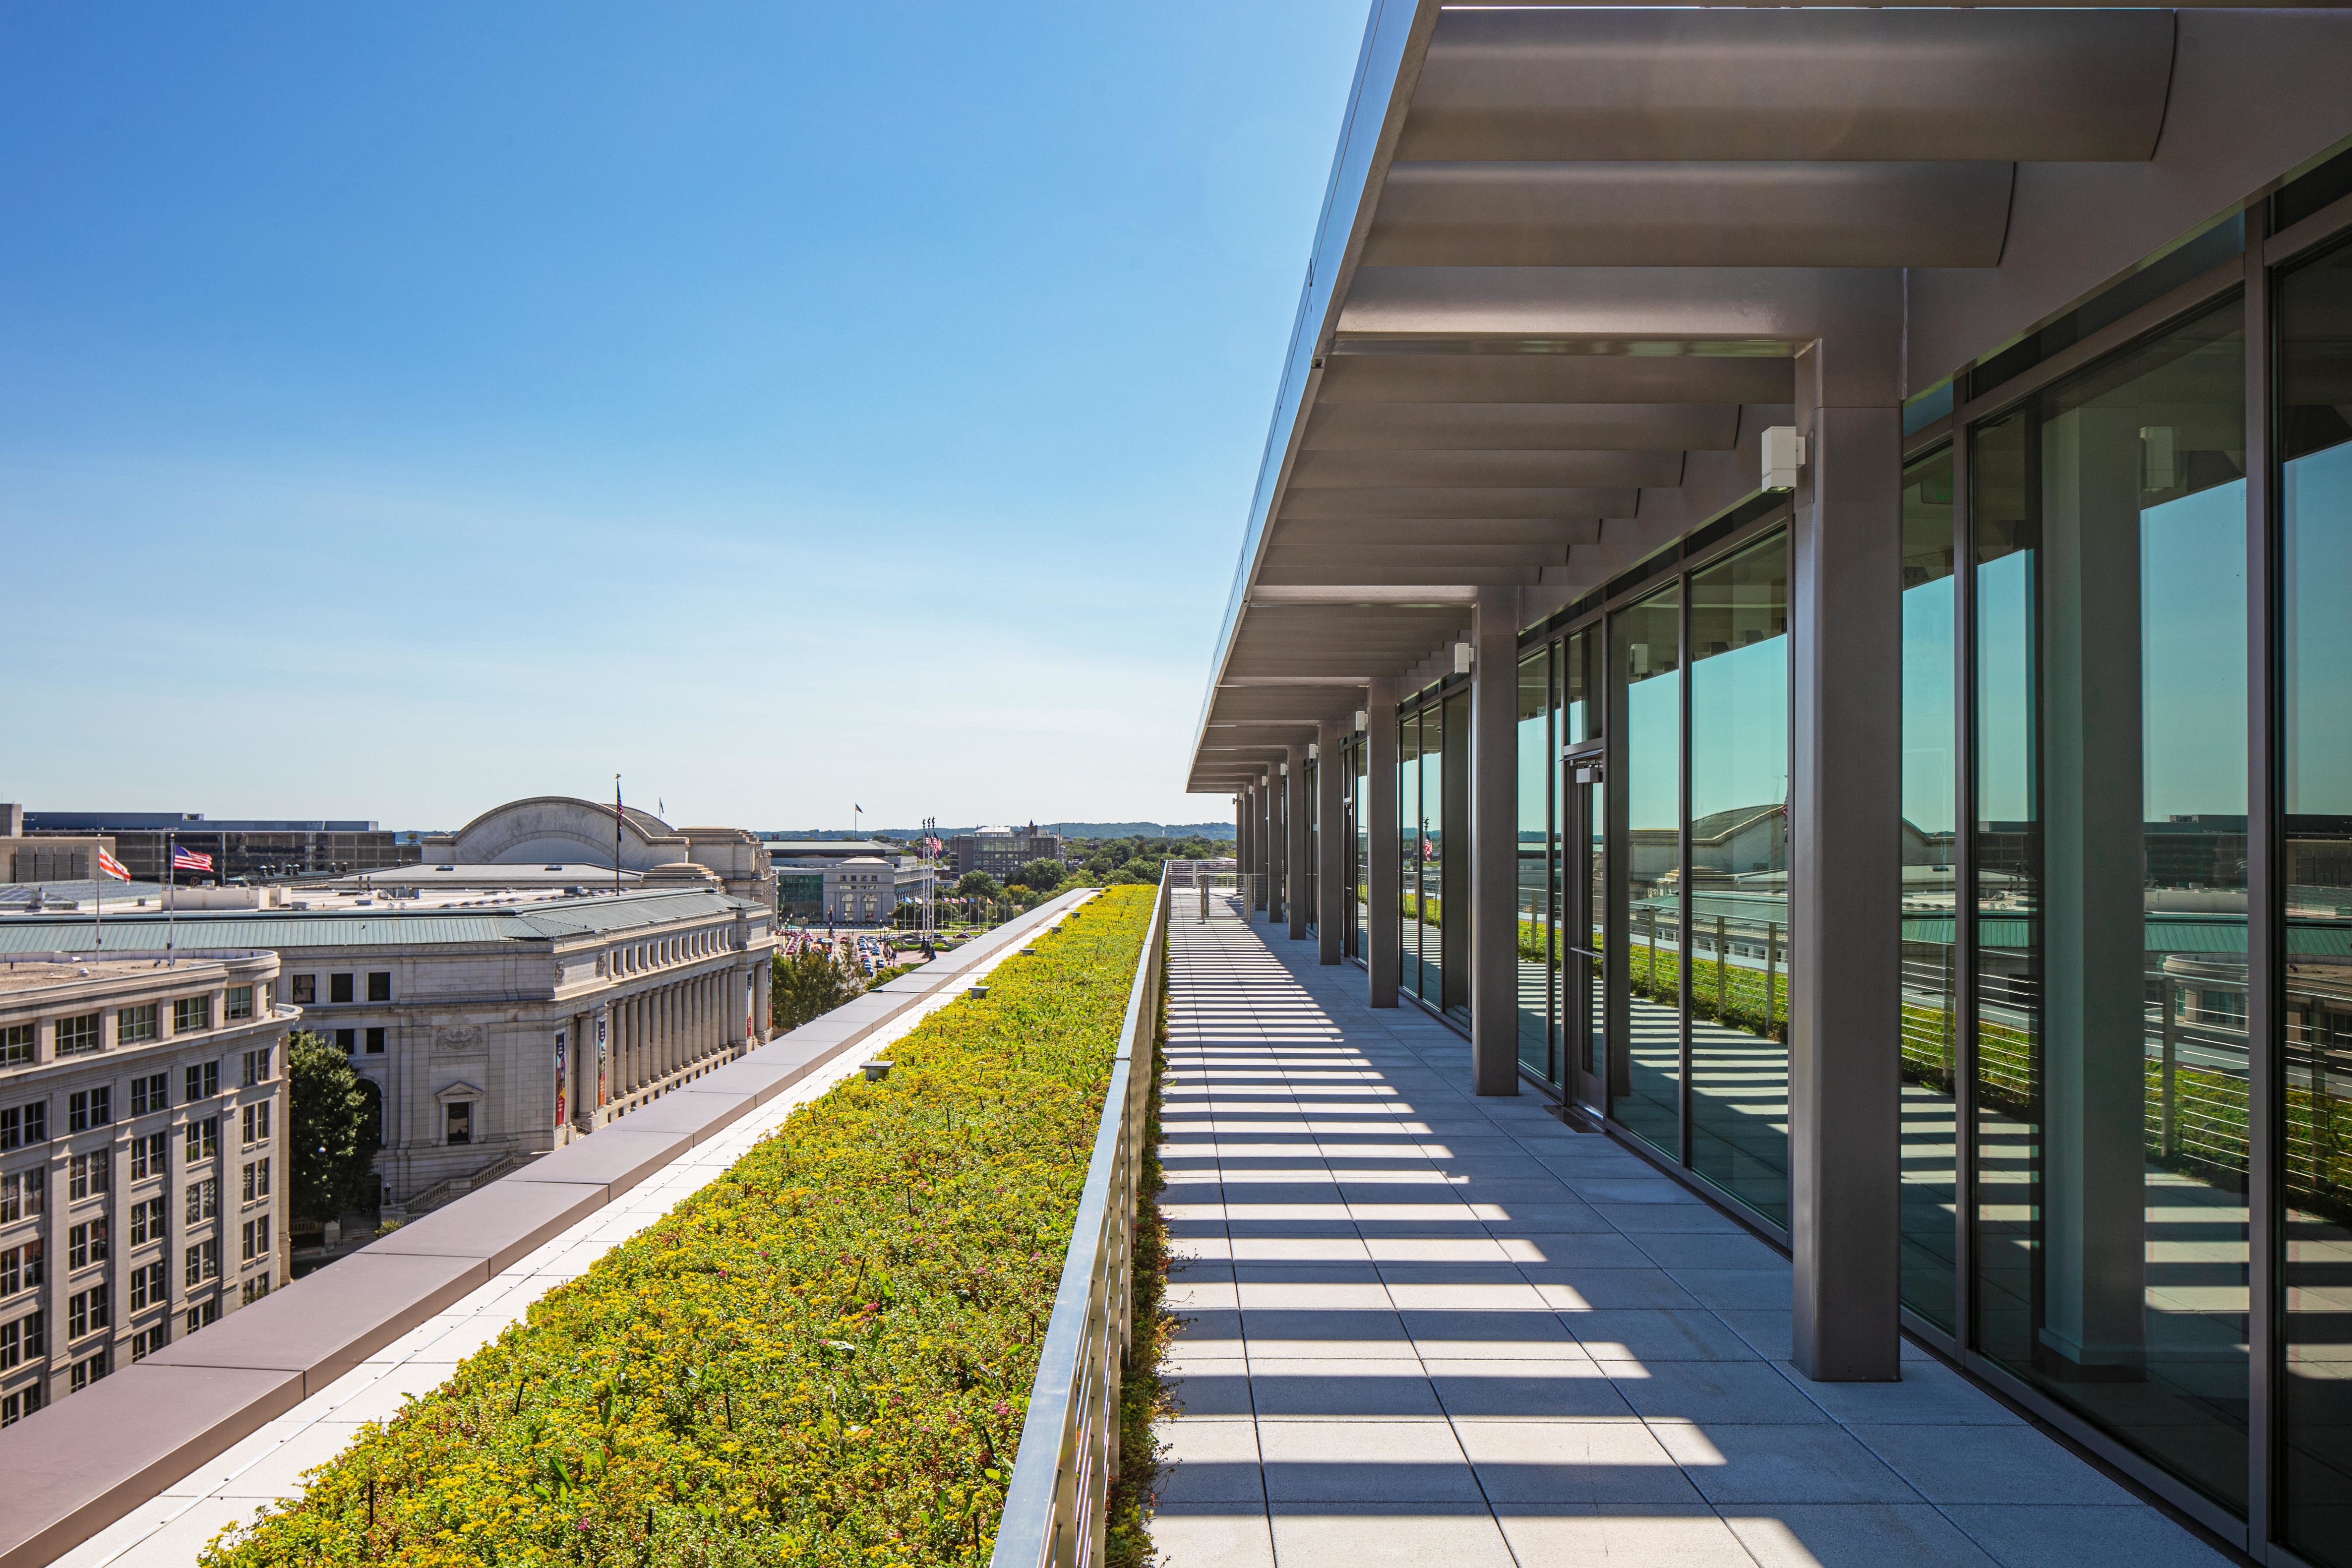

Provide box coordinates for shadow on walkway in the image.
[1147,909,2226,1568]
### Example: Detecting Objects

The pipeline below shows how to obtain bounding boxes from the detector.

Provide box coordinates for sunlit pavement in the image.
[1146,907,2227,1568]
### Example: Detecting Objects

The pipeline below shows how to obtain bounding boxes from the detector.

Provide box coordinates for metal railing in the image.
[990,873,1170,1568]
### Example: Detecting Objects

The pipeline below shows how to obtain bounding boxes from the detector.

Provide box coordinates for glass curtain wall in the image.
[1304,758,1319,934]
[1520,648,1556,1083]
[1901,448,1961,1330]
[1400,714,1427,998]
[1614,584,1685,1157]
[1970,299,2250,1512]
[1685,535,1792,1226]
[2280,233,2352,1565]
[1352,736,1368,960]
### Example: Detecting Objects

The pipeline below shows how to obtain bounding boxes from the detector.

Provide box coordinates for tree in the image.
[772,948,866,1032]
[288,1029,382,1221]
[956,871,1000,899]
[1015,857,1065,892]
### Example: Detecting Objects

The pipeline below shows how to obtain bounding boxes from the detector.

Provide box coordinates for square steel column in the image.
[1266,765,1286,925]
[1470,588,1521,1095]
[1318,718,1347,965]
[1789,338,1903,1383]
[1239,785,1255,896]
[1287,745,1309,941]
[1367,678,1400,1007]
[1255,775,1272,913]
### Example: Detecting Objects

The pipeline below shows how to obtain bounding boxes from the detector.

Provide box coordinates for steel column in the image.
[1470,587,1521,1095]
[2243,207,2280,1551]
[1788,341,1905,1382]
[1268,765,1287,926]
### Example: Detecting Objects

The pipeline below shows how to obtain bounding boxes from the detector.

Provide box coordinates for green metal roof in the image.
[0,889,752,954]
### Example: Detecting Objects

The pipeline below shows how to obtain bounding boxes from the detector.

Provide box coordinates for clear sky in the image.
[0,2,1367,833]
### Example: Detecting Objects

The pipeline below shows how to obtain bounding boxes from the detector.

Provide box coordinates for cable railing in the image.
[990,870,1170,1568]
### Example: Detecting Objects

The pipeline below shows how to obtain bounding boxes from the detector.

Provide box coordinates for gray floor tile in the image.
[1565,1308,1762,1363]
[1849,1423,2140,1505]
[1492,1505,1759,1567]
[1937,1504,2234,1566]
[1649,1420,1921,1503]
[1266,1504,1518,1568]
[1453,1419,1703,1504]
[1778,1356,2025,1425]
[1149,1505,1278,1568]
[1430,1361,1639,1419]
[1244,1359,1442,1418]
[1156,1420,1268,1504]
[1256,1419,1482,1501]
[1610,1360,1834,1424]
[1591,1202,1748,1234]
[1630,1230,1789,1271]
[1665,1266,1794,1312]
[1723,1504,2000,1566]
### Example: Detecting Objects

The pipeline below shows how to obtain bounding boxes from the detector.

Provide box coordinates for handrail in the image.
[991,872,1171,1568]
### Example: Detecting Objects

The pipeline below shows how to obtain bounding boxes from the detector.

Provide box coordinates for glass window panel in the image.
[1353,737,1369,961]
[1971,301,2249,1513]
[1615,585,1684,1155]
[1902,447,1961,1330]
[2280,233,2352,1567]
[1687,533,1791,1226]
[1519,647,1555,1082]
[1441,692,1472,1016]
[1400,711,1426,999]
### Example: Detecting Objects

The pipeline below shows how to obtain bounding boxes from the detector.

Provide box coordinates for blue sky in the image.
[0,2,1366,831]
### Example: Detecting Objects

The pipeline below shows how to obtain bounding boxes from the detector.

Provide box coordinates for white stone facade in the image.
[420,797,777,908]
[0,950,289,1425]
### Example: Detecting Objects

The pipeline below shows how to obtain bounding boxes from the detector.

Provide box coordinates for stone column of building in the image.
[1267,764,1287,925]
[1367,677,1401,1008]
[1469,588,1521,1096]
[1286,744,1308,942]
[1318,717,1347,965]
[1235,795,1246,883]
[1788,328,1903,1384]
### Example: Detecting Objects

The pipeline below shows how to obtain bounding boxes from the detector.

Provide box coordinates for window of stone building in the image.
[0,1104,41,1149]
[328,974,353,1005]
[67,1218,106,1269]
[225,986,253,1021]
[117,1004,158,1045]
[130,1196,164,1244]
[0,1026,27,1069]
[54,1014,99,1057]
[185,1177,216,1223]
[240,1102,270,1146]
[129,1073,167,1116]
[366,972,390,1002]
[334,1028,356,1053]
[129,1131,165,1181]
[67,1151,107,1199]
[239,1048,270,1087]
[173,996,211,1033]
[184,1116,217,1164]
[364,1028,384,1054]
[290,975,315,1006]
[445,1102,472,1146]
[66,1088,110,1133]
[183,1063,218,1103]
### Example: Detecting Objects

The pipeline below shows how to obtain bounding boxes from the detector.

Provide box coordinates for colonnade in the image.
[604,966,741,1104]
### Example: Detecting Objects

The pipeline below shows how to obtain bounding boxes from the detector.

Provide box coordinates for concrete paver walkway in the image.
[1147,909,2227,1568]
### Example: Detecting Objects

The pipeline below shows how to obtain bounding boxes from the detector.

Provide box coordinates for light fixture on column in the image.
[1354,710,1368,730]
[1762,425,1807,492]
[1453,641,1474,675]
[1307,743,1318,759]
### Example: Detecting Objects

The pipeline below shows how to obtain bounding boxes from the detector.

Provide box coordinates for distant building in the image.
[759,842,935,926]
[420,797,776,908]
[949,825,1063,880]
[0,888,778,1213]
[0,948,290,1422]
[13,806,417,884]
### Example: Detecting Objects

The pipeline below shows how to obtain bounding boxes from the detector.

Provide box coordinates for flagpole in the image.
[166,832,177,967]
[92,837,102,952]
[613,775,623,899]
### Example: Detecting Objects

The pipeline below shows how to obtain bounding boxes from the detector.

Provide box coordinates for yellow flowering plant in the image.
[202,887,1158,1568]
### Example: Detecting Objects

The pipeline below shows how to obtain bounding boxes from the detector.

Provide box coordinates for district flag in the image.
[97,849,132,882]
[171,844,214,873]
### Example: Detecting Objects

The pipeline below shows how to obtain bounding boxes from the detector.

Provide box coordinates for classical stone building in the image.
[0,890,776,1212]
[0,949,289,1424]
[420,798,776,908]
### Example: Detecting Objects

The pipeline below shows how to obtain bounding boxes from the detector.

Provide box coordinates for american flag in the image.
[97,849,132,882]
[171,844,214,873]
